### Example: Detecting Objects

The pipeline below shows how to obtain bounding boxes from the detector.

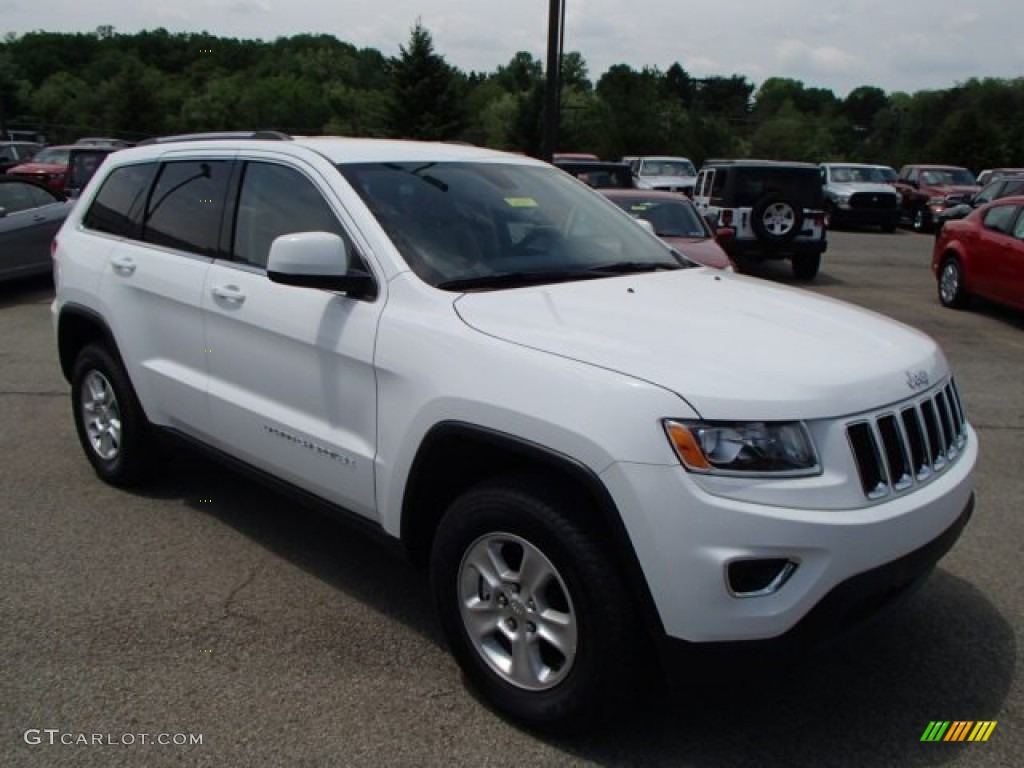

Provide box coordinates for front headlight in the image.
[663,419,820,476]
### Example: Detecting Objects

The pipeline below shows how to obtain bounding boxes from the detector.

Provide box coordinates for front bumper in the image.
[600,427,975,643]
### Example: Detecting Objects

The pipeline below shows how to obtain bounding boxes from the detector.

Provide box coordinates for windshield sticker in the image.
[504,197,538,208]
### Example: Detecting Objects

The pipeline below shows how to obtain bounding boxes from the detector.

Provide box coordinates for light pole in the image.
[541,0,564,161]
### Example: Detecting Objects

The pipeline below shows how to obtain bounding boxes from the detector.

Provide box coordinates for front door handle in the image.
[211,284,246,305]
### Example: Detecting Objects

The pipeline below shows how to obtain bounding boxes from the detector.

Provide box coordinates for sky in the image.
[3,0,1022,97]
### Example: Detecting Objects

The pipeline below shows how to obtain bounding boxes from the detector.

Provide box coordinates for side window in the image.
[905,167,918,184]
[1013,211,1024,240]
[710,169,726,201]
[27,184,58,208]
[982,204,1018,235]
[1003,180,1024,197]
[975,183,999,205]
[83,163,158,239]
[0,182,37,213]
[232,161,353,269]
[144,160,231,256]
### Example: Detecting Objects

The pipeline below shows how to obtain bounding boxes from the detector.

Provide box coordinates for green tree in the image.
[388,21,465,140]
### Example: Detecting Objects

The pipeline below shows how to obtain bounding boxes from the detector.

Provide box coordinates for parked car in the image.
[934,175,1024,235]
[64,145,123,198]
[0,141,44,174]
[74,137,133,148]
[52,134,976,731]
[819,163,901,231]
[629,156,698,195]
[0,175,73,282]
[600,188,733,269]
[693,159,828,279]
[894,165,979,233]
[975,168,1024,187]
[553,158,635,188]
[932,196,1024,312]
[6,145,74,194]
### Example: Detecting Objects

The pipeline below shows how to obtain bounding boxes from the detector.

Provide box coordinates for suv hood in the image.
[454,271,944,420]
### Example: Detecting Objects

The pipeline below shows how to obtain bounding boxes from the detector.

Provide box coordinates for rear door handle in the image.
[211,284,246,305]
[110,255,136,276]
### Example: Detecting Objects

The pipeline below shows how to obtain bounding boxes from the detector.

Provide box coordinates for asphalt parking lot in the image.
[2,229,1021,767]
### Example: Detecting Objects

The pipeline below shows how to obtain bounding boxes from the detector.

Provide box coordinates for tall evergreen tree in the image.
[387,21,465,141]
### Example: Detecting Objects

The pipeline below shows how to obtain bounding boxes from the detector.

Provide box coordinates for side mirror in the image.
[267,231,375,299]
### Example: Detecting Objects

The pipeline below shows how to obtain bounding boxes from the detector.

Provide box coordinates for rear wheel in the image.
[791,252,821,280]
[431,474,641,731]
[71,343,154,485]
[752,196,803,244]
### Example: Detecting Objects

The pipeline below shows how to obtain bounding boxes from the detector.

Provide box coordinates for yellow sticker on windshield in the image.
[629,203,653,211]
[505,197,538,207]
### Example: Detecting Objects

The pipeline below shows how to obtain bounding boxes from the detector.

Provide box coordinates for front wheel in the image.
[938,256,970,309]
[431,475,641,731]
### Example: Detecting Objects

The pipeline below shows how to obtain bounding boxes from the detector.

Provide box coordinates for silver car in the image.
[0,176,73,282]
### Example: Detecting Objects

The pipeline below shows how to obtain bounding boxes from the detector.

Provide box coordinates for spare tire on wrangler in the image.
[751,195,803,244]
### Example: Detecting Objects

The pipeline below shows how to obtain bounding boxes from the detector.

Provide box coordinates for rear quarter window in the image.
[82,163,158,239]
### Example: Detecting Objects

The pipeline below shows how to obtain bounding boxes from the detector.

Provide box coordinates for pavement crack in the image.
[221,566,260,621]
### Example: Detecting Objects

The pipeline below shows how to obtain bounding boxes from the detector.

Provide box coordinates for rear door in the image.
[90,154,231,434]
[972,203,1019,301]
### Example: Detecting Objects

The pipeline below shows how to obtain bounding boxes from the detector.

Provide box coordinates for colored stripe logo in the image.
[921,721,997,742]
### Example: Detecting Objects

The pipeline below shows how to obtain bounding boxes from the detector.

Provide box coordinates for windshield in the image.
[921,168,977,186]
[609,197,708,238]
[830,166,888,183]
[339,162,684,290]
[31,147,71,165]
[639,159,697,177]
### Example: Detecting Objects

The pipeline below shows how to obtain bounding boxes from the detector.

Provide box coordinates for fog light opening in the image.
[726,558,799,598]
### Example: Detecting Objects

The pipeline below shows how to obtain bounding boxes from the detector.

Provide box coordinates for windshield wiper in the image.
[585,260,687,275]
[437,270,605,292]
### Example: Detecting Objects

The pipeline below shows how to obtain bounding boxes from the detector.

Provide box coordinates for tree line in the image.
[2,24,1022,172]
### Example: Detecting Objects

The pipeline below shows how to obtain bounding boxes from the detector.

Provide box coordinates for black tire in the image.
[911,207,931,233]
[751,195,803,245]
[791,252,821,280]
[431,474,641,732]
[937,256,970,309]
[71,343,154,486]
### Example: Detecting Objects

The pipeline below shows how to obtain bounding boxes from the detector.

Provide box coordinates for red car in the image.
[932,195,1024,311]
[7,145,73,194]
[600,188,734,270]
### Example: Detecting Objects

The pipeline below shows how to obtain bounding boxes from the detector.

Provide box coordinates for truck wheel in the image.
[431,474,639,731]
[71,343,154,486]
[912,208,930,233]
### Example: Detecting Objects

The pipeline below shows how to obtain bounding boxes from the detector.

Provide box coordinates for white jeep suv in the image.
[52,134,976,731]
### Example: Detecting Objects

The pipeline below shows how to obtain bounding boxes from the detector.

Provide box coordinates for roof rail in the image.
[136,131,293,146]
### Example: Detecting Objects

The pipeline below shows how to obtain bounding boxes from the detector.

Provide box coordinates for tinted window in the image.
[982,205,1018,235]
[232,162,351,269]
[1003,180,1024,197]
[83,163,158,238]
[0,182,42,213]
[731,168,823,208]
[610,197,707,237]
[144,160,230,256]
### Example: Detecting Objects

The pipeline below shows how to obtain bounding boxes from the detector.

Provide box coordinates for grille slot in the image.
[847,379,967,499]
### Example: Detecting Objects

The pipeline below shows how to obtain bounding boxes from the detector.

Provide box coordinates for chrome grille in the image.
[847,379,967,499]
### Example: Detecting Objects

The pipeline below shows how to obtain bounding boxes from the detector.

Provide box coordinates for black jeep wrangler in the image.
[694,160,828,279]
